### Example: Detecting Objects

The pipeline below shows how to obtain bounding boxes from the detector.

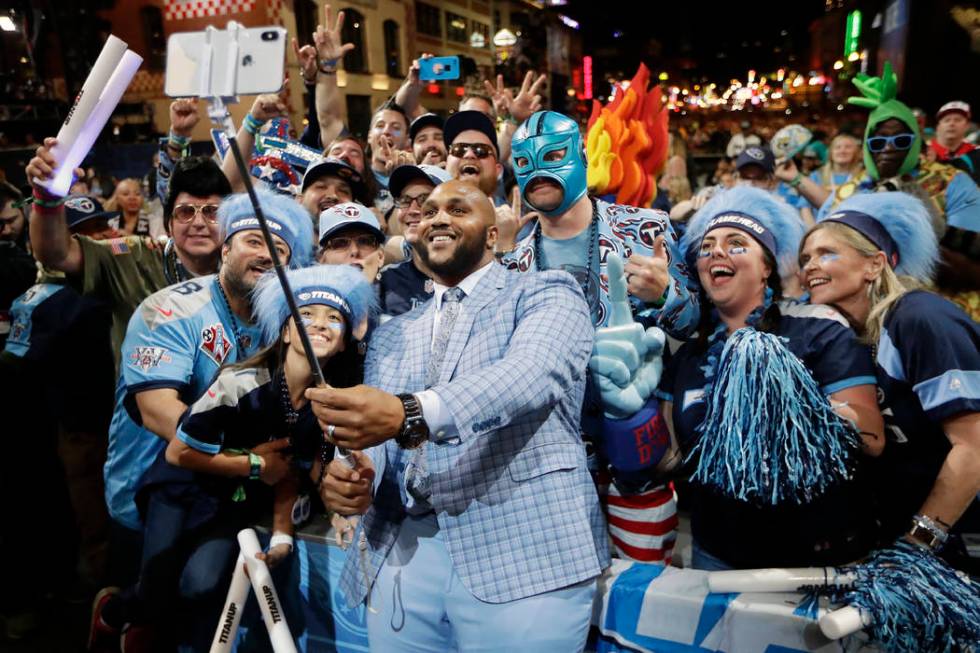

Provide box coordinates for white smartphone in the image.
[165,25,286,98]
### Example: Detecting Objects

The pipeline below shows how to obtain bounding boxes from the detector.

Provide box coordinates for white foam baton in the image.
[35,35,143,197]
[209,554,250,653]
[237,528,298,653]
[707,567,871,640]
[707,567,857,594]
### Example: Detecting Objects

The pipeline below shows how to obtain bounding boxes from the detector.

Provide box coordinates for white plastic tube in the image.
[209,554,250,653]
[707,567,857,594]
[237,529,297,653]
[819,605,871,639]
[37,35,143,196]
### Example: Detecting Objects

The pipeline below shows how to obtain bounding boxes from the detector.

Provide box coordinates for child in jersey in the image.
[133,265,376,650]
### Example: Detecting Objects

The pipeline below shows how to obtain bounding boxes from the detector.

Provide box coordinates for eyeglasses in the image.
[866,133,916,153]
[449,142,495,159]
[323,234,380,252]
[172,203,220,224]
[394,192,430,209]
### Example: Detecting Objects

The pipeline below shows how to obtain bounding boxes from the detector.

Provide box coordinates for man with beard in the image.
[28,144,232,368]
[88,188,313,649]
[410,113,446,167]
[499,110,699,564]
[817,63,980,320]
[311,180,608,652]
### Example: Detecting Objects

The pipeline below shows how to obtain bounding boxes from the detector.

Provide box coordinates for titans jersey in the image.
[104,275,263,530]
[659,302,879,568]
[501,199,699,339]
[872,291,980,538]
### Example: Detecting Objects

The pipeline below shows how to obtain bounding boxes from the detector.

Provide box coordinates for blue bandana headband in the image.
[294,286,353,326]
[823,210,901,269]
[704,211,777,260]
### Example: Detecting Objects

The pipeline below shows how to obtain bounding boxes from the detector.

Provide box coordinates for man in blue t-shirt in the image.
[90,189,312,648]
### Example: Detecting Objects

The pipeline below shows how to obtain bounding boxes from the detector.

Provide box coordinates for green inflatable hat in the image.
[847,61,921,180]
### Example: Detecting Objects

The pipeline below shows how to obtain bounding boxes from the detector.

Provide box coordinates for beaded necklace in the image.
[533,200,599,313]
[214,277,251,352]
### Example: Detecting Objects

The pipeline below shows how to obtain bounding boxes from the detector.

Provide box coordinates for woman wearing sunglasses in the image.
[799,191,980,570]
[129,265,375,650]
[815,62,980,320]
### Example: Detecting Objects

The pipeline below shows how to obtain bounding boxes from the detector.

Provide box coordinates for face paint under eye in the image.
[300,316,313,327]
[698,249,712,258]
[819,253,840,264]
[728,246,748,255]
[327,322,345,332]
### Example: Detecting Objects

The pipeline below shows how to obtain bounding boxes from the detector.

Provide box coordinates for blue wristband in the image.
[243,113,264,136]
[249,452,262,480]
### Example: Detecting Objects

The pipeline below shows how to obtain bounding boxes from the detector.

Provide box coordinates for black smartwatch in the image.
[396,393,429,449]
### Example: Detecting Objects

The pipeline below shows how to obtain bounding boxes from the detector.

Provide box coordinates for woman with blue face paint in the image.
[659,185,886,570]
[127,265,375,650]
[799,192,980,570]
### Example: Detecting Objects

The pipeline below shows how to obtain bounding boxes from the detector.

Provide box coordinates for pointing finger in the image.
[605,253,634,327]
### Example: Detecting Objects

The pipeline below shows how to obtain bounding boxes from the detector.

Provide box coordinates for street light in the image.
[493,28,517,47]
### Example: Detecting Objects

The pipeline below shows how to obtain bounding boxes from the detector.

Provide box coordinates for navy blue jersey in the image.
[660,302,879,568]
[3,279,113,433]
[872,291,980,538]
[137,365,326,528]
[379,257,433,318]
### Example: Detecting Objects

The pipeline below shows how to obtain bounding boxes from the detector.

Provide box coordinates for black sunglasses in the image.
[449,142,496,159]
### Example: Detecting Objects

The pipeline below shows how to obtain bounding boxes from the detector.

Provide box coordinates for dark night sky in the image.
[562,0,828,86]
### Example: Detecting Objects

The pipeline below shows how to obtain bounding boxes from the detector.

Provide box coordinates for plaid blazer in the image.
[339,262,610,606]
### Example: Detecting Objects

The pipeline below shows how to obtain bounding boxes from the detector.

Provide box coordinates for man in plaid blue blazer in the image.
[310,180,610,652]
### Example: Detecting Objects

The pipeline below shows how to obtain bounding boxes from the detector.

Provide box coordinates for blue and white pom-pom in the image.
[687,328,860,505]
[822,539,980,652]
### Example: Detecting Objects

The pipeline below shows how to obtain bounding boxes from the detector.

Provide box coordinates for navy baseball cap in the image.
[388,164,452,199]
[443,110,499,157]
[735,146,775,174]
[63,195,118,231]
[302,157,367,198]
[409,113,445,142]
[318,201,385,245]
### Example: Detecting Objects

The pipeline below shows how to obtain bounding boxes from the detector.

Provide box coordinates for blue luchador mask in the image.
[511,111,588,218]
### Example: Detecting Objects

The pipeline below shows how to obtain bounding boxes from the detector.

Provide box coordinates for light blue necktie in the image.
[405,287,465,512]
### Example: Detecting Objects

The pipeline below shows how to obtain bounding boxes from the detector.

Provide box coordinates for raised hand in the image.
[292,37,318,83]
[169,98,200,137]
[494,186,537,253]
[313,4,355,64]
[482,74,513,118]
[509,71,546,123]
[26,137,83,194]
[623,235,670,304]
[249,93,288,123]
[589,253,666,417]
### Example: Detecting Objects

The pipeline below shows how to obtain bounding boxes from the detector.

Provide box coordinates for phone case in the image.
[419,56,460,81]
[164,26,286,97]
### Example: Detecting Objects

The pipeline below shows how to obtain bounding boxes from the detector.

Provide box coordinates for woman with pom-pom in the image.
[658,185,886,571]
[130,265,376,650]
[799,192,980,570]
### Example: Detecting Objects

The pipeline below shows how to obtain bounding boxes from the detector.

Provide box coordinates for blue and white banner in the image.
[594,560,864,653]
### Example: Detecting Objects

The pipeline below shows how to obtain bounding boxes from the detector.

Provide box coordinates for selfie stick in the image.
[203,21,353,468]
[35,35,143,197]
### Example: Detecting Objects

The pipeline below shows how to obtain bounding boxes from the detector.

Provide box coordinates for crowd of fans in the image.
[0,5,978,651]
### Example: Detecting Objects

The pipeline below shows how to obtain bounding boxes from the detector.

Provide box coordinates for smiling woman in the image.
[660,185,886,571]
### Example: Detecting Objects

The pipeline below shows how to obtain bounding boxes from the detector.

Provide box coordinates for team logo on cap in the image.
[230,217,283,231]
[65,197,96,214]
[745,147,765,160]
[297,289,350,314]
[342,206,360,218]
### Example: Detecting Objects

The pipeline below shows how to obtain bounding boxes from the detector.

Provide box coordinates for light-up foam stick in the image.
[36,35,143,197]
[209,554,250,653]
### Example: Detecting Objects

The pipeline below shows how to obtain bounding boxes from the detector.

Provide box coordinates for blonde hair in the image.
[104,178,144,213]
[803,222,923,344]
